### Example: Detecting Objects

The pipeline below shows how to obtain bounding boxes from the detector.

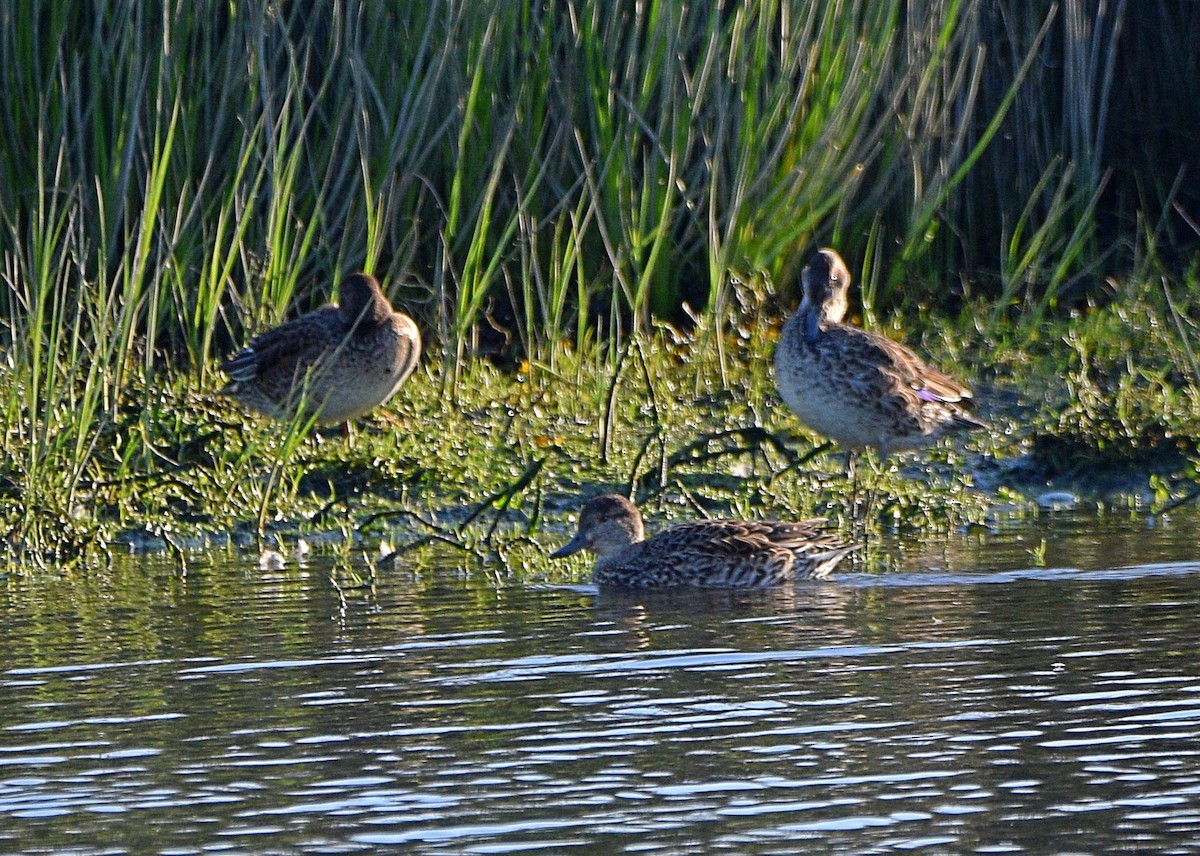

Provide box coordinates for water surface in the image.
[3,511,1200,853]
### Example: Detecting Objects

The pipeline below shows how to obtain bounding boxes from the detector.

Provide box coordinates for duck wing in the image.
[862,330,973,402]
[222,305,344,383]
[640,519,845,586]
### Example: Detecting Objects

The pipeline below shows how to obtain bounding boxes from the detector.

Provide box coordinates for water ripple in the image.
[1,529,1200,852]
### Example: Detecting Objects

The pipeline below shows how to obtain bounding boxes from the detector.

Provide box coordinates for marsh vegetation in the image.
[2,1,1199,568]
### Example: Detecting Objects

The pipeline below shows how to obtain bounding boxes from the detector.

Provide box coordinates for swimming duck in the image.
[551,493,855,588]
[221,273,420,425]
[773,249,987,459]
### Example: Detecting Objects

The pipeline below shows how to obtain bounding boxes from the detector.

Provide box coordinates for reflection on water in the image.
[2,512,1200,853]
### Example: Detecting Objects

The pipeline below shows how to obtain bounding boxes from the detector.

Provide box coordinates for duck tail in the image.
[221,348,259,382]
[950,410,991,433]
[807,544,859,580]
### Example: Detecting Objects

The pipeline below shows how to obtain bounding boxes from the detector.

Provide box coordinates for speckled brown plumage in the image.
[774,249,987,456]
[551,494,856,589]
[221,273,420,425]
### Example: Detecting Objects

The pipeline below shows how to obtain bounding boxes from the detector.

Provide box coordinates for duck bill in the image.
[550,532,587,559]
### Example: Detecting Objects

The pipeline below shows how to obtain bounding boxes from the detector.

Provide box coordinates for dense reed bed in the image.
[2,0,1198,565]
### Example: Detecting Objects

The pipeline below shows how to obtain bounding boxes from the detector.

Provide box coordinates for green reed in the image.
[4,0,1178,365]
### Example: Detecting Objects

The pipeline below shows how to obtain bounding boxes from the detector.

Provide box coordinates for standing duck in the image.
[221,273,420,425]
[773,249,987,461]
[551,494,855,588]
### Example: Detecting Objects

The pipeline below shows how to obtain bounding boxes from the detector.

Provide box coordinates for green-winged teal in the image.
[774,249,987,459]
[221,273,420,425]
[551,494,855,588]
